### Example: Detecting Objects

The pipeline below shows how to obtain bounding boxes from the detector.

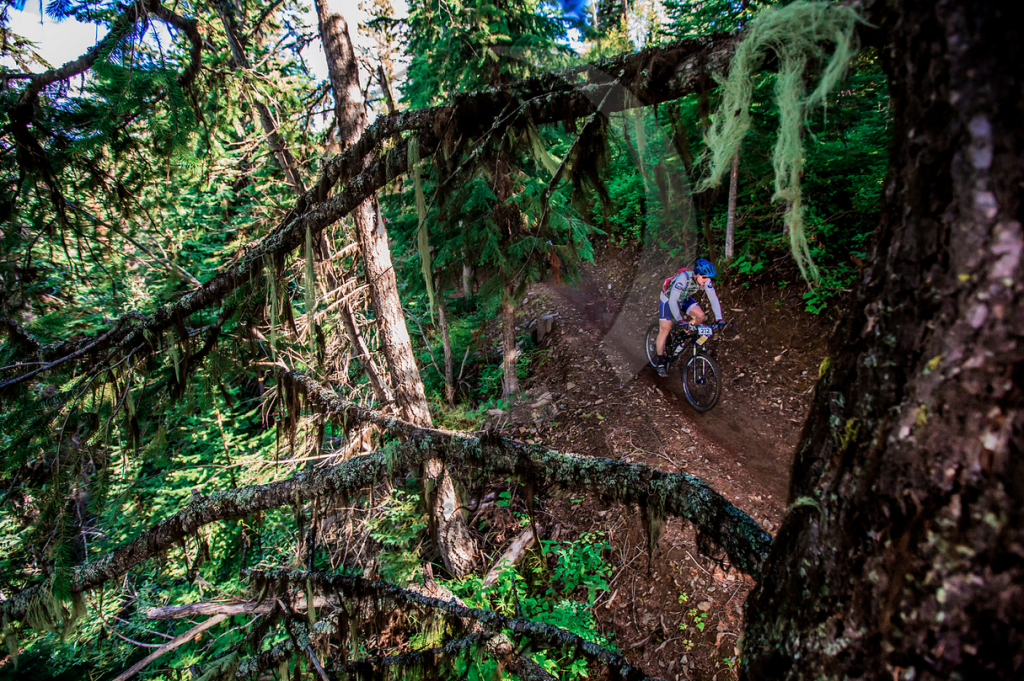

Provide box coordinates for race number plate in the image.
[696,325,713,346]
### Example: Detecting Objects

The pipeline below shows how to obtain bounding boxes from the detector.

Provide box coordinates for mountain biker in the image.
[655,258,724,376]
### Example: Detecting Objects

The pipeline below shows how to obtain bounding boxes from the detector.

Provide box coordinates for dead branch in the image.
[340,302,393,403]
[110,614,228,681]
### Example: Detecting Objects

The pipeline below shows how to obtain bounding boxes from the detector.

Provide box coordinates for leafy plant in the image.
[444,530,614,681]
[544,531,612,601]
[689,608,709,632]
[366,486,428,584]
[731,254,766,276]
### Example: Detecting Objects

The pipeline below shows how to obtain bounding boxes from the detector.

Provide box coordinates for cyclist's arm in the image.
[668,277,685,322]
[704,280,724,321]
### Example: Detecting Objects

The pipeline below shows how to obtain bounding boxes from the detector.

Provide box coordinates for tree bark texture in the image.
[314,0,476,576]
[742,1,1024,678]
[725,151,739,261]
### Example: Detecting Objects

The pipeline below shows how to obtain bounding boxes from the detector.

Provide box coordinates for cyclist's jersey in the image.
[659,269,723,323]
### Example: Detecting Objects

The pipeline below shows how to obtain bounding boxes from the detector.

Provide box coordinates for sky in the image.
[3,0,387,84]
[4,0,599,107]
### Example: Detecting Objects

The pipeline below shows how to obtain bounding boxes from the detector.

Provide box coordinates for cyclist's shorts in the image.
[658,297,698,321]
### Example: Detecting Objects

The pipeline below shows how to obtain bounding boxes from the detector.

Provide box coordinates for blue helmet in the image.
[694,258,717,277]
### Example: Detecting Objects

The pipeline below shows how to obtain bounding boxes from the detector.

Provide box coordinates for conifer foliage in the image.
[0,3,753,677]
[0,0,1008,679]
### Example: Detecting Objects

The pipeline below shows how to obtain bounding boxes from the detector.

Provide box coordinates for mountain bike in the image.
[645,320,726,412]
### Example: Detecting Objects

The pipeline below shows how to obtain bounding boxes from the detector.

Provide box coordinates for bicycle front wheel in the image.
[681,352,721,412]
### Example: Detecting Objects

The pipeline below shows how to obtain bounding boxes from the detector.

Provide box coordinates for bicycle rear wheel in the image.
[645,322,661,367]
[681,352,721,411]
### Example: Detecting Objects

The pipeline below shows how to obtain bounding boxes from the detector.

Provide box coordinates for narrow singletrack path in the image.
[483,250,830,679]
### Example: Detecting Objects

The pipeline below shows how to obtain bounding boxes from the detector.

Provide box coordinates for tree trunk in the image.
[725,151,739,261]
[314,0,427,426]
[741,2,1024,678]
[314,0,476,576]
[462,263,474,297]
[501,283,519,398]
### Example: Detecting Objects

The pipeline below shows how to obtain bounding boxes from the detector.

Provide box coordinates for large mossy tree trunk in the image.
[313,0,477,576]
[741,1,1024,678]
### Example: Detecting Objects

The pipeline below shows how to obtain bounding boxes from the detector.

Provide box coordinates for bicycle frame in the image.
[665,324,713,366]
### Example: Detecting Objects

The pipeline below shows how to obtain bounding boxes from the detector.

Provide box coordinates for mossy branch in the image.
[13,35,739,382]
[235,620,492,681]
[249,570,663,681]
[287,370,772,575]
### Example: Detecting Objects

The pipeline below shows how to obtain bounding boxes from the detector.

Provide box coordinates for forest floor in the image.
[477,242,835,680]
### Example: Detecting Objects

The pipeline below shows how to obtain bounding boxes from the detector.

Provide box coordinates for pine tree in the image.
[402,0,592,397]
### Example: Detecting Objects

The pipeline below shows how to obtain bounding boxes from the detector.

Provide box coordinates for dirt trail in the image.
[487,247,830,678]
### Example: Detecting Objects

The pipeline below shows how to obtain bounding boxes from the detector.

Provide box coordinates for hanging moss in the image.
[700,0,864,282]
[264,254,278,359]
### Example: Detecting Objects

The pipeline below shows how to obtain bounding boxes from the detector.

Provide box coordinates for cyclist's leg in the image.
[686,299,706,325]
[659,303,675,356]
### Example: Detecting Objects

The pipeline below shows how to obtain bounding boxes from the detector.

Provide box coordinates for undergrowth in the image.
[445,530,614,681]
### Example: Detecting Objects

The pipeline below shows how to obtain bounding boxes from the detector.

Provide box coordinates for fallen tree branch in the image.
[146,595,330,621]
[251,569,663,681]
[484,525,541,587]
[1,373,769,626]
[110,614,228,681]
